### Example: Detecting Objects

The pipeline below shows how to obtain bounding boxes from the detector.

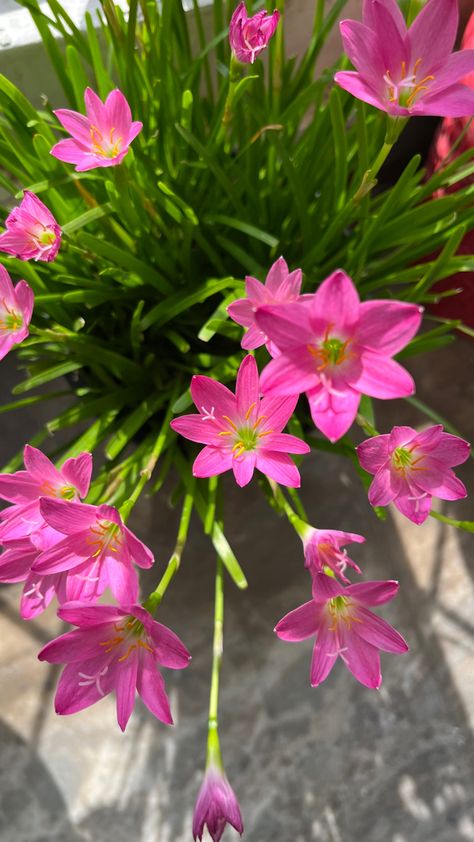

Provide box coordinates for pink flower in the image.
[303,528,365,583]
[0,191,61,262]
[0,445,92,545]
[229,1,280,64]
[227,256,305,351]
[170,355,310,488]
[38,602,190,731]
[275,573,408,689]
[256,270,422,442]
[357,424,470,524]
[193,765,244,842]
[0,531,70,621]
[32,499,154,603]
[0,266,34,361]
[51,88,143,172]
[335,0,474,117]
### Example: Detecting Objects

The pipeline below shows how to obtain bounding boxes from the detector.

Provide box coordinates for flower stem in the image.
[429,510,474,533]
[143,485,195,614]
[269,480,309,539]
[217,54,242,148]
[352,116,408,204]
[207,555,225,770]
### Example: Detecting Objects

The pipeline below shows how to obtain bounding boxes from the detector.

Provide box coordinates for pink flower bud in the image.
[192,765,243,842]
[229,1,280,64]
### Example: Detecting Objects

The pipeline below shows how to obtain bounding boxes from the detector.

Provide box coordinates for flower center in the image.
[86,519,123,558]
[89,125,123,158]
[327,595,360,631]
[219,403,273,460]
[383,59,435,108]
[308,325,351,372]
[99,617,153,663]
[392,445,425,474]
[37,227,56,246]
[60,485,77,500]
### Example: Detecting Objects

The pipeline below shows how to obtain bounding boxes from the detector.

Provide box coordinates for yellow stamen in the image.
[245,402,257,420]
[222,415,238,432]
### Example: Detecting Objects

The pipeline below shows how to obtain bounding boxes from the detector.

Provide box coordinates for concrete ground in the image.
[0,336,473,842]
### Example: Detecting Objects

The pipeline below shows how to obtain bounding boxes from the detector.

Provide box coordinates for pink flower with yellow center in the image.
[38,603,191,731]
[303,527,365,583]
[256,269,422,442]
[171,355,310,488]
[275,573,408,689]
[51,87,143,171]
[0,265,34,362]
[229,1,280,65]
[32,499,153,603]
[357,424,470,524]
[335,0,474,117]
[0,191,61,262]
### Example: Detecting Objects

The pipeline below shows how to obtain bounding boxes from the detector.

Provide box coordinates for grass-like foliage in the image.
[1,0,473,579]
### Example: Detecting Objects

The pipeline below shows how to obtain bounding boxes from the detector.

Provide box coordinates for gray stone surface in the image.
[0,338,474,842]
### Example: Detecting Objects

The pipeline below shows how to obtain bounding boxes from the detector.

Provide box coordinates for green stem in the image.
[206,556,225,770]
[429,510,474,533]
[217,54,242,147]
[353,116,408,204]
[143,486,195,613]
[269,480,309,539]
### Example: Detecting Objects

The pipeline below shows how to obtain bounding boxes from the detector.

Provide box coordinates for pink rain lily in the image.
[0,445,92,545]
[51,87,143,171]
[193,765,244,842]
[229,1,280,64]
[357,424,470,524]
[275,573,408,689]
[0,265,34,361]
[256,269,422,442]
[227,256,305,351]
[38,602,191,731]
[335,0,474,117]
[170,355,310,488]
[303,527,365,583]
[0,531,69,620]
[32,499,154,603]
[0,191,61,262]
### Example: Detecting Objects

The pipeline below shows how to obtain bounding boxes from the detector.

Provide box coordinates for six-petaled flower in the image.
[229,1,280,64]
[0,191,61,262]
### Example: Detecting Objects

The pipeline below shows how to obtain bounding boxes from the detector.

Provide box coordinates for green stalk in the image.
[143,487,195,613]
[217,54,242,147]
[269,480,309,539]
[352,116,408,204]
[429,511,474,533]
[207,556,225,770]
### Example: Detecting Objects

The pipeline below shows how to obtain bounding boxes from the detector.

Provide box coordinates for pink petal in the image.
[53,655,115,715]
[58,603,124,627]
[412,83,474,117]
[357,300,422,355]
[38,626,109,663]
[260,352,319,397]
[368,466,402,506]
[255,451,301,487]
[103,553,139,603]
[339,21,386,88]
[123,526,154,568]
[32,533,91,574]
[363,0,407,38]
[435,433,471,466]
[170,414,222,445]
[429,50,474,93]
[137,652,173,724]
[334,71,391,113]
[255,302,315,350]
[261,433,310,454]
[259,395,299,432]
[14,280,34,323]
[21,572,57,619]
[371,0,408,76]
[388,426,417,449]
[193,446,233,478]
[0,543,37,581]
[39,498,96,534]
[84,87,106,129]
[274,600,320,641]
[190,375,237,419]
[148,621,191,669]
[346,579,399,606]
[353,605,408,653]
[61,452,93,498]
[311,572,344,602]
[236,355,259,418]
[227,297,254,327]
[340,625,381,688]
[245,275,268,304]
[356,435,390,473]
[104,89,133,138]
[242,322,267,350]
[307,385,360,442]
[232,452,256,487]
[0,230,36,259]
[50,138,91,167]
[311,270,360,330]
[408,0,458,76]
[265,256,289,293]
[0,334,19,361]
[0,264,15,304]
[0,471,40,503]
[23,444,62,486]
[53,108,92,144]
[354,352,415,398]
[310,621,339,686]
[416,462,467,501]
[393,490,432,524]
[115,653,138,731]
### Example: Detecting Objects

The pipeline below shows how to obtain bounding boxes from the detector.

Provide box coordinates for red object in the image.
[428,12,474,326]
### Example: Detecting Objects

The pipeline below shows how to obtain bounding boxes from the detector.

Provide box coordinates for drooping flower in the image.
[256,269,422,442]
[229,1,280,64]
[32,499,154,603]
[0,445,92,544]
[38,602,191,731]
[335,0,474,117]
[357,424,470,524]
[275,573,408,689]
[51,87,143,172]
[0,191,61,262]
[227,256,305,351]
[303,527,365,583]
[193,765,244,842]
[0,531,68,621]
[170,355,310,488]
[0,266,34,361]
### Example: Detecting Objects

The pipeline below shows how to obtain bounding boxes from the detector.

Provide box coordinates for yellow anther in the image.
[118,643,137,662]
[245,402,257,420]
[252,415,267,430]
[222,415,238,432]
[218,430,233,437]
